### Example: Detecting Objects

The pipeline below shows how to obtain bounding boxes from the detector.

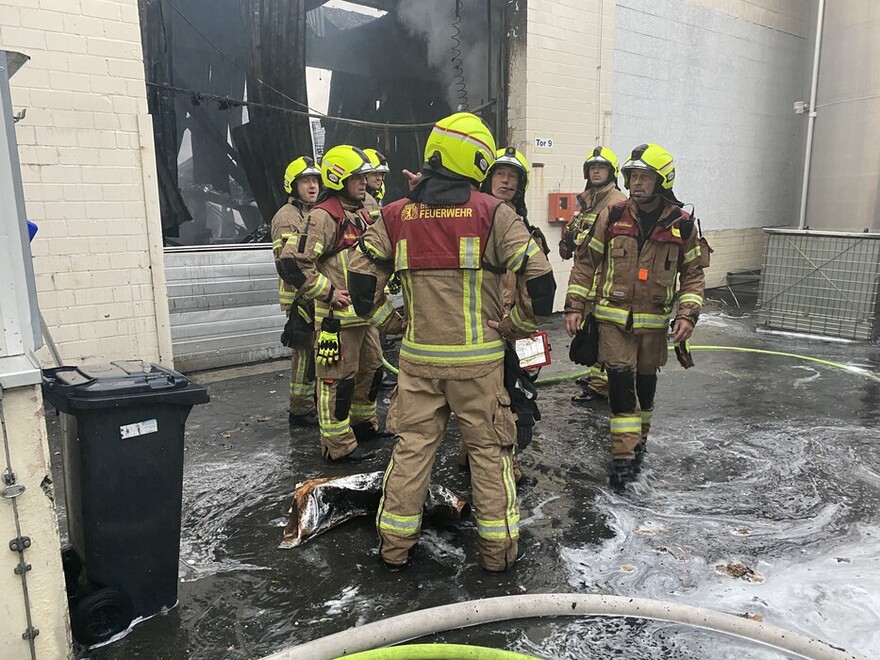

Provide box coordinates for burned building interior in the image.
[138,0,510,246]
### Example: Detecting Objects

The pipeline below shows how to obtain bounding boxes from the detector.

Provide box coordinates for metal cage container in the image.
[756,229,880,341]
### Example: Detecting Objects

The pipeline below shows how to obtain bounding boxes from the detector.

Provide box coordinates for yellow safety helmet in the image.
[490,147,530,191]
[319,145,372,191]
[583,146,620,181]
[621,143,676,190]
[283,156,321,194]
[363,148,390,174]
[424,112,496,184]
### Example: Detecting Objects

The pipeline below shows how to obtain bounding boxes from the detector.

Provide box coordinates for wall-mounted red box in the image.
[548,192,579,223]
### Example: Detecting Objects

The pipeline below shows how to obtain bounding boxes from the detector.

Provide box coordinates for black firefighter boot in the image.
[352,421,396,443]
[633,440,648,474]
[609,458,635,490]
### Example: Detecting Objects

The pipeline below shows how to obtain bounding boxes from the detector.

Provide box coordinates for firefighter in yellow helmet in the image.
[564,144,706,489]
[347,112,556,571]
[272,156,322,426]
[362,148,389,215]
[278,145,404,463]
[563,146,627,404]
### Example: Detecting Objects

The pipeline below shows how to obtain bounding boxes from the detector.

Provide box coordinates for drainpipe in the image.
[798,0,826,230]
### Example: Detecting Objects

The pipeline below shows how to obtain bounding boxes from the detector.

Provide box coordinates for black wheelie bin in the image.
[42,360,209,646]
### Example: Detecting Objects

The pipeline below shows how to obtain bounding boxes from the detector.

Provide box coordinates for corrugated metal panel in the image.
[165,246,289,372]
[756,229,880,340]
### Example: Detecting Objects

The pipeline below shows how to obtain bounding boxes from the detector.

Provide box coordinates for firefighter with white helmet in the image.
[347,112,556,571]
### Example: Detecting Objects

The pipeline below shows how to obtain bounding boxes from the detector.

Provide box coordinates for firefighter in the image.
[347,112,556,572]
[272,156,321,427]
[278,145,403,463]
[562,147,627,404]
[362,148,389,215]
[563,144,705,489]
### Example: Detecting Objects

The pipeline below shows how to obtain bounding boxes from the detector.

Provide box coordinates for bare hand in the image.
[487,319,501,332]
[671,318,694,343]
[402,169,423,191]
[331,288,352,310]
[564,312,582,337]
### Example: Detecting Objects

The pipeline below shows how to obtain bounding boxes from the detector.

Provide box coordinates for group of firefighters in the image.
[269,111,707,572]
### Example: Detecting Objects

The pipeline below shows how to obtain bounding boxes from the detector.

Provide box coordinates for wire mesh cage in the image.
[756,229,880,340]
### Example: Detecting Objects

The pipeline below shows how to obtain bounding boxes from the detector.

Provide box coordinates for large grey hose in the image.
[262,594,863,660]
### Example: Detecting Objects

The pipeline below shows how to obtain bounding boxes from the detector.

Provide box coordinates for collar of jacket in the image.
[577,180,618,211]
[408,172,474,205]
[626,197,685,229]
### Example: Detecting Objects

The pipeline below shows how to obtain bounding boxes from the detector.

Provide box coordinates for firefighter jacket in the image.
[271,197,312,310]
[280,194,385,329]
[348,189,556,380]
[560,182,627,260]
[363,192,383,222]
[564,198,705,332]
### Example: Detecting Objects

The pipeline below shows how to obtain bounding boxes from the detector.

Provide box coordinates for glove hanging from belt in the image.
[504,343,540,451]
[281,304,315,348]
[569,312,600,366]
[316,315,342,366]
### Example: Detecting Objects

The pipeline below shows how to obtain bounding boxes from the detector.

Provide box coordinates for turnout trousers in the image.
[599,323,667,460]
[288,346,316,415]
[377,362,520,571]
[315,324,383,460]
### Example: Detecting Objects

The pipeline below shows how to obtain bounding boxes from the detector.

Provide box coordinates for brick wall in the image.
[0,0,171,366]
[509,0,617,311]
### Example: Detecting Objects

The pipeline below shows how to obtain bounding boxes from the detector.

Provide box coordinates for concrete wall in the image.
[0,0,171,367]
[0,386,72,659]
[612,0,812,286]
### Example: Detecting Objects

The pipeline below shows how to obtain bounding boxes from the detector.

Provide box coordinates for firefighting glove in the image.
[280,306,313,348]
[316,316,342,366]
[504,344,540,451]
[569,313,600,366]
[674,340,694,369]
[515,410,536,452]
[387,273,402,295]
[560,229,578,260]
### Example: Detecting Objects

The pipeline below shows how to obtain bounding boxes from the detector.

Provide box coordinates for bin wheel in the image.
[60,546,82,598]
[71,588,134,646]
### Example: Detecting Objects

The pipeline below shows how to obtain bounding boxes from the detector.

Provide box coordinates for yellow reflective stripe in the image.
[378,510,422,535]
[368,299,394,327]
[567,283,591,299]
[679,293,704,307]
[595,304,629,325]
[610,416,642,434]
[362,239,389,260]
[272,238,284,250]
[290,351,311,397]
[376,457,393,529]
[683,245,702,264]
[459,236,480,269]
[401,271,416,342]
[314,241,325,255]
[601,244,615,299]
[350,402,376,417]
[463,270,484,344]
[395,238,409,271]
[304,273,331,300]
[588,236,604,254]
[505,239,540,273]
[400,339,504,364]
[318,381,350,436]
[314,301,364,326]
[589,366,607,382]
[502,454,519,538]
[641,409,653,425]
[633,313,669,329]
[509,306,539,333]
[290,382,312,397]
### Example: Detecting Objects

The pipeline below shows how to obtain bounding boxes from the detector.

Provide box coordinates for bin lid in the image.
[42,360,209,411]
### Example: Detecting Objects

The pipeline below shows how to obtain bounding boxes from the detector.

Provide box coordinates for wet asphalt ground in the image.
[48,285,880,659]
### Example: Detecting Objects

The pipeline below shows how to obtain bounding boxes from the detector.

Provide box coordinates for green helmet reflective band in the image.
[583,146,620,181]
[621,143,676,190]
[424,112,497,184]
[283,156,321,194]
[320,145,372,191]
[363,148,390,173]
[490,147,530,192]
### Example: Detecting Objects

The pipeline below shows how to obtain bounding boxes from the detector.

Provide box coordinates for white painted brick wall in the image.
[1,0,172,366]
